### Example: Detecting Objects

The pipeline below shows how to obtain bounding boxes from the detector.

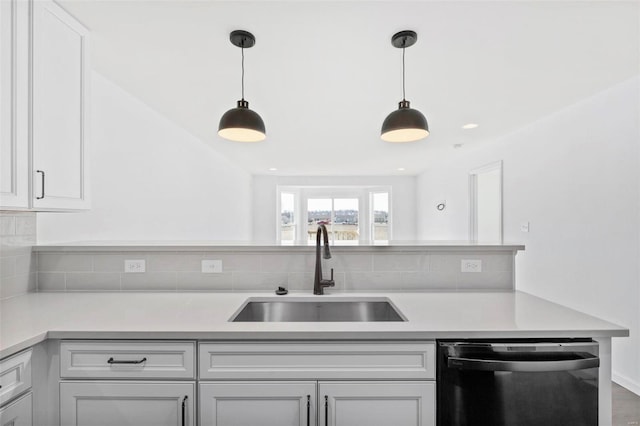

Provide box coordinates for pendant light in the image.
[381,30,429,143]
[218,30,266,142]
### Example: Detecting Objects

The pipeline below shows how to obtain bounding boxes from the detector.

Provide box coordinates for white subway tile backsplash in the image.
[14,216,36,236]
[373,254,427,272]
[0,273,36,298]
[0,216,15,236]
[457,270,513,290]
[176,272,233,291]
[15,254,35,275]
[260,254,313,273]
[39,254,92,272]
[38,272,66,291]
[287,271,345,292]
[34,248,515,293]
[430,254,463,272]
[147,253,202,272]
[122,272,177,291]
[1,257,16,278]
[232,272,289,291]
[210,254,261,272]
[90,253,149,272]
[66,272,121,291]
[325,254,372,272]
[1,212,36,299]
[344,271,404,291]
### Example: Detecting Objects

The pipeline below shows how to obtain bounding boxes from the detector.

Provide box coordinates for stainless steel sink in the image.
[230,298,406,322]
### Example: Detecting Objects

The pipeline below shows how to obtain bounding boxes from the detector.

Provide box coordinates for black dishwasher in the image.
[437,339,599,426]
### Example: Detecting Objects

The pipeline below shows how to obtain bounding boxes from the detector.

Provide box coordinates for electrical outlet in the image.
[124,259,145,273]
[461,259,482,273]
[521,222,530,233]
[202,259,223,273]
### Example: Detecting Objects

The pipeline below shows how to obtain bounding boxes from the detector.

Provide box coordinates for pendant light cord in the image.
[402,45,406,101]
[241,45,245,101]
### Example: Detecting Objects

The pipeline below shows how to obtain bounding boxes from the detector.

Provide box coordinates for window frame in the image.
[276,185,392,244]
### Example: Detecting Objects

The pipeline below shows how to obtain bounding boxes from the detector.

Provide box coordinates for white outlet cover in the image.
[124,259,145,273]
[461,259,482,273]
[202,259,223,273]
[521,222,530,233]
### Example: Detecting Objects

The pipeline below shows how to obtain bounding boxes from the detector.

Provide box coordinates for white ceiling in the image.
[59,0,639,176]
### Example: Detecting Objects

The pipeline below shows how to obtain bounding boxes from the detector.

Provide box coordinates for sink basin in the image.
[230,298,406,322]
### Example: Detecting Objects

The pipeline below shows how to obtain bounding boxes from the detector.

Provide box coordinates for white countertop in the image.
[0,291,627,359]
[33,241,524,252]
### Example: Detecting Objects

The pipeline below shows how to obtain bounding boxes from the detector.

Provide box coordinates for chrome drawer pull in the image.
[107,357,147,365]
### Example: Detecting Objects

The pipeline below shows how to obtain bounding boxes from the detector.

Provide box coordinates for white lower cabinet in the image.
[0,392,32,426]
[59,382,194,426]
[319,381,435,426]
[199,381,434,426]
[200,382,316,426]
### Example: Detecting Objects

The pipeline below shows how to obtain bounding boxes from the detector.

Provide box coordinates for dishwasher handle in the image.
[447,354,599,372]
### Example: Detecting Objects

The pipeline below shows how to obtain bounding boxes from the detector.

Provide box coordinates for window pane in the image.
[372,193,389,241]
[334,198,359,241]
[280,192,295,241]
[307,198,332,241]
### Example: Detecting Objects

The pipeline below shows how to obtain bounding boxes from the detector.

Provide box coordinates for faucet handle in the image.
[330,268,334,281]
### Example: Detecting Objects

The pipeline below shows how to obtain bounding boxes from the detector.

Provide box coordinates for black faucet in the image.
[313,224,335,295]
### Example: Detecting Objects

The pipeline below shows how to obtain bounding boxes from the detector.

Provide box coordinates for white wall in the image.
[416,76,640,394]
[37,72,252,242]
[252,175,417,242]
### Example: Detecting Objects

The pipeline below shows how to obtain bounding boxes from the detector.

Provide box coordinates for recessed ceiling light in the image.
[268,167,278,171]
[453,144,463,149]
[397,167,406,171]
[462,123,479,129]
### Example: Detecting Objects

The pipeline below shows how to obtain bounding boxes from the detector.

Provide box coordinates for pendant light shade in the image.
[218,100,266,142]
[381,100,429,142]
[381,30,429,143]
[218,30,266,142]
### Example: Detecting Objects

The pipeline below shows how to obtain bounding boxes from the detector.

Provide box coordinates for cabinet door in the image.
[60,382,194,426]
[200,381,316,426]
[0,0,29,209]
[0,392,32,426]
[319,381,435,426]
[31,0,90,210]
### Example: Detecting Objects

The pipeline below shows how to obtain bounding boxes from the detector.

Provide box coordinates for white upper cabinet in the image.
[31,0,90,210]
[0,0,29,209]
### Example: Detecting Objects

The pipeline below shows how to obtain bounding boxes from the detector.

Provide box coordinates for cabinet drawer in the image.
[199,341,435,380]
[0,392,32,426]
[60,341,195,379]
[0,349,32,406]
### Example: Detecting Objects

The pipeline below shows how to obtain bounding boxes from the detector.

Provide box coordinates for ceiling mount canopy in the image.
[218,30,266,142]
[381,30,429,143]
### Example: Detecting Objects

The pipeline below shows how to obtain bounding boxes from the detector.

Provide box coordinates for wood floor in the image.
[613,383,640,426]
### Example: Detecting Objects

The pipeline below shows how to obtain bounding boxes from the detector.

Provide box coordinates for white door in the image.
[200,381,316,426]
[31,0,90,210]
[60,382,194,426]
[0,0,29,209]
[0,392,32,426]
[319,381,435,426]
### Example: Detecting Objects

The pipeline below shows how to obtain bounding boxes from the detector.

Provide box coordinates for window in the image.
[280,192,296,242]
[277,186,391,244]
